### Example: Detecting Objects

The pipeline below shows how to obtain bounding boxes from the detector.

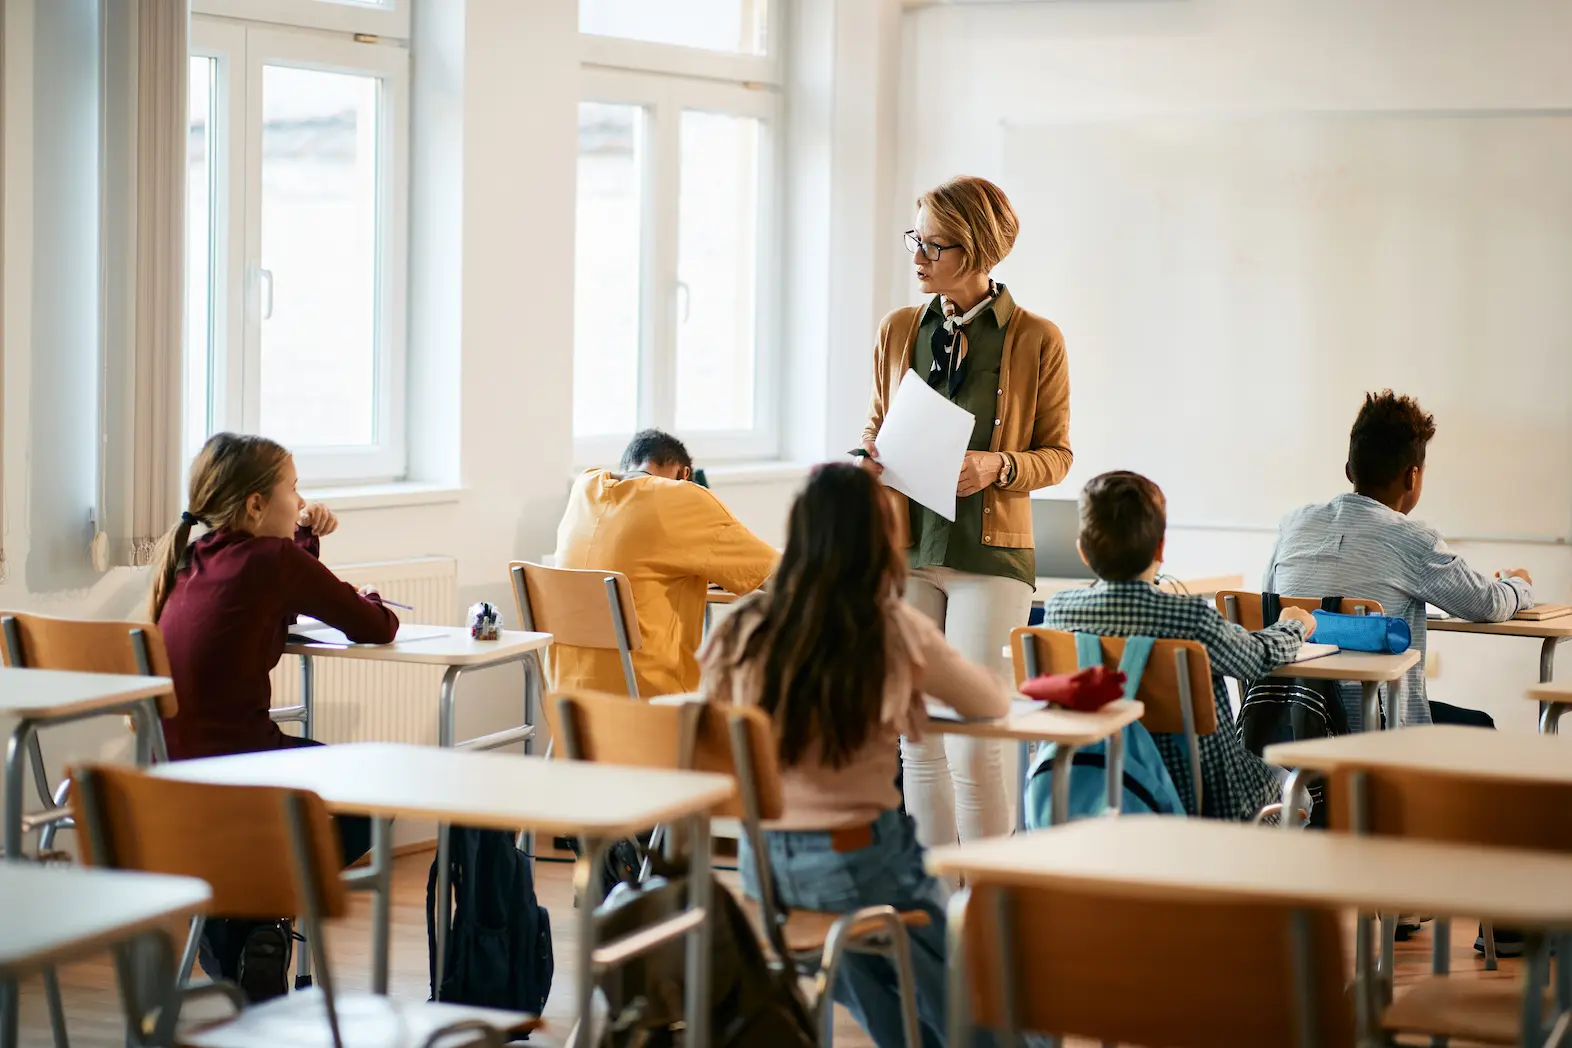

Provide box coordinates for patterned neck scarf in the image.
[927,280,998,399]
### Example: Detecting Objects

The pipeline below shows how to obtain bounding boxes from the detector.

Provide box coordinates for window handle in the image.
[256,267,274,320]
[676,280,690,324]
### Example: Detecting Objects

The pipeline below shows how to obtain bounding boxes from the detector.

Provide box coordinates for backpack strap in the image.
[1074,633,1156,700]
[1262,592,1282,628]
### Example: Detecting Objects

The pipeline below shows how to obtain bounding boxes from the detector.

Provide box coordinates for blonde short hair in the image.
[917,176,1019,275]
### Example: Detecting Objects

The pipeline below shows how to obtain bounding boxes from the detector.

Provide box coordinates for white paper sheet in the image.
[925,697,1050,724]
[1288,642,1340,663]
[874,370,976,522]
[288,624,445,648]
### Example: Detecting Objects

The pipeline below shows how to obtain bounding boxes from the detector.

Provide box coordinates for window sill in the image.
[301,481,465,512]
[699,461,813,487]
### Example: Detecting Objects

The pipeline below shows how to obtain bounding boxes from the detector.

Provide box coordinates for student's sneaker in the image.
[1394,916,1426,942]
[1475,925,1526,959]
[237,921,293,1003]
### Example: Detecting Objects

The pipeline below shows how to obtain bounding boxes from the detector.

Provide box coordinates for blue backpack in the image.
[1024,634,1187,827]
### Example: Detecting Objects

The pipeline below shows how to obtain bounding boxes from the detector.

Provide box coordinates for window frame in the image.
[192,0,409,41]
[575,67,783,467]
[578,0,783,86]
[189,17,411,484]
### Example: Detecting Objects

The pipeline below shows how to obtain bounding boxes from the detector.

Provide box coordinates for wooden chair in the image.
[946,878,1353,1047]
[0,611,178,852]
[1215,590,1385,630]
[1325,764,1572,1045]
[1008,627,1216,815]
[69,762,540,1048]
[554,689,930,1048]
[509,561,643,704]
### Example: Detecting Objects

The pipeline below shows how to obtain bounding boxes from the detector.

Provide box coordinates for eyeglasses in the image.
[904,230,960,263]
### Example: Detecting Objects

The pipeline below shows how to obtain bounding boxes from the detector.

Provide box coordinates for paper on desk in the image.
[289,624,445,648]
[926,697,1049,724]
[874,370,975,522]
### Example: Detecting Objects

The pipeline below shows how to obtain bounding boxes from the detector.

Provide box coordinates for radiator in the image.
[269,556,458,746]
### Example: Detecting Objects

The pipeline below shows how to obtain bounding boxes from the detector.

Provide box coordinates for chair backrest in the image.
[552,689,783,822]
[1009,627,1217,736]
[1326,766,1572,853]
[1,611,178,717]
[511,561,643,697]
[1215,591,1385,632]
[69,762,346,920]
[952,880,1353,1048]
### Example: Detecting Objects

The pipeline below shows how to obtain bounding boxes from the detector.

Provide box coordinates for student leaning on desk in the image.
[553,429,776,698]
[857,175,1073,849]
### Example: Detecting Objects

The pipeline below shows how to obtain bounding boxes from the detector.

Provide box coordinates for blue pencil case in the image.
[1310,610,1412,654]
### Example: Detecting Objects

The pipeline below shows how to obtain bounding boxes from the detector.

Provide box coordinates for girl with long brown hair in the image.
[150,432,398,999]
[701,463,1009,1048]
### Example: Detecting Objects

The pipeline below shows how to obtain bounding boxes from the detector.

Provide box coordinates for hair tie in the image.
[180,511,204,528]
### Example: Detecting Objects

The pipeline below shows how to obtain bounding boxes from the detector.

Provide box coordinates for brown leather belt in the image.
[829,822,875,853]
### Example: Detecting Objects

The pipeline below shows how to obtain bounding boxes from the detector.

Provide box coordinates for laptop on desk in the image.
[1032,498,1095,580]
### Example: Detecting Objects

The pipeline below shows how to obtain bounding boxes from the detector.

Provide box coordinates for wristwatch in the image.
[995,452,1016,487]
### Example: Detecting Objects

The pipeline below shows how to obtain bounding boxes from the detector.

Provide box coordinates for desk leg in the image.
[1049,745,1077,827]
[1539,639,1564,733]
[1,979,15,1048]
[1361,682,1382,732]
[1105,731,1125,816]
[522,654,542,860]
[4,719,35,860]
[573,837,606,1048]
[434,822,453,1001]
[439,665,463,748]
[1016,740,1031,832]
[1523,933,1550,1044]
[295,654,317,992]
[684,816,714,1048]
[1543,704,1568,736]
[370,817,394,995]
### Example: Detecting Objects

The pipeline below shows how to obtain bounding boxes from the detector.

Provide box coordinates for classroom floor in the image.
[12,846,1523,1047]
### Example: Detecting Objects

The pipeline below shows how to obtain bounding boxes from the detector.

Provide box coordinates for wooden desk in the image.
[1,668,173,860]
[1265,723,1572,786]
[926,699,1146,830]
[1032,573,1244,607]
[1270,649,1421,732]
[155,742,734,1041]
[1530,681,1572,734]
[0,865,209,1048]
[928,816,1572,1046]
[1430,615,1572,731]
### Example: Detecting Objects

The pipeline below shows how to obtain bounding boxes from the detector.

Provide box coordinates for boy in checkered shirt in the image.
[1040,471,1317,819]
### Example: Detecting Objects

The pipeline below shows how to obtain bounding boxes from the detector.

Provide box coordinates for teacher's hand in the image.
[858,438,885,477]
[957,451,1003,497]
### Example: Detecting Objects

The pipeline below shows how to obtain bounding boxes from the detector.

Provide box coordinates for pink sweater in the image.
[700,599,1011,830]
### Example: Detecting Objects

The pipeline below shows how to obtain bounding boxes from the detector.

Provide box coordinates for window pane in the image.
[580,0,768,55]
[574,102,643,439]
[259,64,379,448]
[184,56,216,462]
[675,110,760,432]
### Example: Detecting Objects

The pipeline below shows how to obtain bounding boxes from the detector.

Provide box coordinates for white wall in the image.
[897,0,1572,731]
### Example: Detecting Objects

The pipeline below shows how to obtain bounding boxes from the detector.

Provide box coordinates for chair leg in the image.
[42,967,68,1048]
[1482,921,1499,971]
[873,914,922,1048]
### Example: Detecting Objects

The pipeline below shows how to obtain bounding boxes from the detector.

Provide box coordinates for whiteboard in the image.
[1001,114,1572,541]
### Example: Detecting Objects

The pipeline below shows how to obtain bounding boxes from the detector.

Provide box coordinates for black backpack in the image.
[594,855,816,1048]
[1237,594,1354,827]
[427,828,554,1026]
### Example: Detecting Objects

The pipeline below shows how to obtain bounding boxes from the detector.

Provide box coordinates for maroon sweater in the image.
[158,526,399,760]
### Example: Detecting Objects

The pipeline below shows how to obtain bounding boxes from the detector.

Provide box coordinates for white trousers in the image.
[901,565,1034,846]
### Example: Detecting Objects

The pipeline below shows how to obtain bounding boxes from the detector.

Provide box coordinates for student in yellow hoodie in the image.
[552,430,776,697]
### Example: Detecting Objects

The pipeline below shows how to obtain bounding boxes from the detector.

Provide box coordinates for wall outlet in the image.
[1425,651,1440,679]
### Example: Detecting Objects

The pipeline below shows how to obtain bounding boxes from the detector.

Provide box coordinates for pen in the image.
[377,598,414,611]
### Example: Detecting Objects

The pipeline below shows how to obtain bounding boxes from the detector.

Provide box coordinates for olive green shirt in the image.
[908,287,1036,586]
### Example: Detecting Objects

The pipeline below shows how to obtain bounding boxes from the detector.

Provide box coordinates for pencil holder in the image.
[468,601,502,641]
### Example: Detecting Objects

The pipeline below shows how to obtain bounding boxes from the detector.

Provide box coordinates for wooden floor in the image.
[12,847,1523,1047]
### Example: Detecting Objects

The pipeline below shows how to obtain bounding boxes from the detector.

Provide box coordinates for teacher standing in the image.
[860,175,1072,846]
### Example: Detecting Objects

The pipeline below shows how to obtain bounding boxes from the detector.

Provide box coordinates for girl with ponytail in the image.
[151,433,398,997]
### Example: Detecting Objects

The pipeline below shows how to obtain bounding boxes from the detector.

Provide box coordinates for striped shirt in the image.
[1264,493,1534,729]
[1042,580,1306,821]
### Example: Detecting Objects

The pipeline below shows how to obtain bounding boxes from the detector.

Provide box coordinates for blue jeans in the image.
[740,808,953,1048]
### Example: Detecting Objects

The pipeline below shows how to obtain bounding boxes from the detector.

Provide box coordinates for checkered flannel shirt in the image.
[1040,579,1307,820]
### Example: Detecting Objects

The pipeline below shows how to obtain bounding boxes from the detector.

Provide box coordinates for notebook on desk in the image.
[926,697,1047,724]
[1516,604,1572,621]
[289,624,445,648]
[1288,642,1340,663]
